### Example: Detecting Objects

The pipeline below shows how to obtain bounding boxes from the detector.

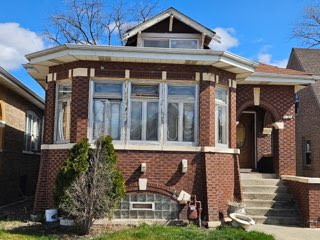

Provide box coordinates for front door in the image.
[237,112,255,169]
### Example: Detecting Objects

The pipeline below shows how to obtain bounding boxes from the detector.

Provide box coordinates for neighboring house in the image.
[287,48,320,177]
[0,67,44,206]
[25,8,318,226]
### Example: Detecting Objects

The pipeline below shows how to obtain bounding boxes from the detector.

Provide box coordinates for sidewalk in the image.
[250,224,320,240]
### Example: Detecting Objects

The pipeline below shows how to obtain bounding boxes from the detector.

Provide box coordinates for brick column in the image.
[43,82,56,144]
[275,118,296,177]
[199,80,215,146]
[229,87,237,149]
[70,76,90,142]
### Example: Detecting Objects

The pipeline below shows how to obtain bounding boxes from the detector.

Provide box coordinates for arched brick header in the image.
[126,182,177,200]
[236,100,281,121]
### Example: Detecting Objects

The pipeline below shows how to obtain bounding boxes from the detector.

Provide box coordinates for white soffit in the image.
[25,44,258,88]
[237,71,319,85]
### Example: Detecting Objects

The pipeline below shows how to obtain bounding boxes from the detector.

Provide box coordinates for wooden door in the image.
[237,113,255,169]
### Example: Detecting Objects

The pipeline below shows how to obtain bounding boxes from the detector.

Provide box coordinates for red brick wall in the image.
[35,60,241,222]
[285,180,320,228]
[296,83,320,177]
[237,85,296,176]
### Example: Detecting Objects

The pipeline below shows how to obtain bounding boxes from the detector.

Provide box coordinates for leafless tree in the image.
[45,0,161,46]
[292,2,320,47]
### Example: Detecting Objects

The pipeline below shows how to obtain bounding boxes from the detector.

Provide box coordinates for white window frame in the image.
[24,111,41,152]
[215,86,229,148]
[129,202,155,211]
[127,82,162,144]
[54,82,72,144]
[89,80,125,144]
[164,83,199,146]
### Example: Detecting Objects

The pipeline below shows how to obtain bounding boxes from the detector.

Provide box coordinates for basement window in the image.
[130,202,155,211]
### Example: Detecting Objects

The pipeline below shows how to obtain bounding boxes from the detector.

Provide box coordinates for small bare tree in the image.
[292,2,320,47]
[59,136,125,235]
[45,0,161,46]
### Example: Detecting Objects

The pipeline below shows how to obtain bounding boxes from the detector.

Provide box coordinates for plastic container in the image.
[45,209,58,222]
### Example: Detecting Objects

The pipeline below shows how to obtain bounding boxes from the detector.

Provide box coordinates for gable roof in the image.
[287,48,320,75]
[123,7,219,42]
[0,67,44,109]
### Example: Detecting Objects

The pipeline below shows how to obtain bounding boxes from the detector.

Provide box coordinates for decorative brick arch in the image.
[237,100,281,121]
[126,182,177,200]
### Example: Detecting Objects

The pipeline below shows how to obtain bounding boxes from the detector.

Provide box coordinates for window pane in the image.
[146,102,158,141]
[110,102,121,140]
[57,101,71,141]
[171,39,198,49]
[183,103,194,142]
[130,102,142,140]
[144,40,169,48]
[168,86,195,97]
[216,89,227,104]
[217,106,227,144]
[167,103,179,141]
[95,83,122,97]
[132,85,159,97]
[58,85,72,99]
[93,101,105,139]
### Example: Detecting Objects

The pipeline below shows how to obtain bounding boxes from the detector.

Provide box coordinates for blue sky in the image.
[0,0,315,99]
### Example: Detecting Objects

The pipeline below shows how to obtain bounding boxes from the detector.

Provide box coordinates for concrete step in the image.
[242,185,288,193]
[243,199,297,208]
[242,179,283,186]
[246,207,299,217]
[241,173,277,179]
[249,215,301,226]
[243,192,292,201]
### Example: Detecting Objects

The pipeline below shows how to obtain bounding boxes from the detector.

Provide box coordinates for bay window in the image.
[92,82,123,141]
[24,111,41,152]
[129,84,160,142]
[55,83,71,142]
[166,85,197,144]
[215,88,229,147]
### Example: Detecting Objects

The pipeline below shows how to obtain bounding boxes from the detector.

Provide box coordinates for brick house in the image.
[287,48,320,177]
[0,67,44,206]
[25,8,320,226]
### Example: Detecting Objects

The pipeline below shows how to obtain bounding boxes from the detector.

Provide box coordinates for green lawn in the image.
[0,222,274,240]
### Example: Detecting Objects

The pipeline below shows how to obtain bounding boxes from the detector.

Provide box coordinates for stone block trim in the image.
[285,178,320,228]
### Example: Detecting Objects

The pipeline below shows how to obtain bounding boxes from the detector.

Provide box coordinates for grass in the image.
[0,221,275,240]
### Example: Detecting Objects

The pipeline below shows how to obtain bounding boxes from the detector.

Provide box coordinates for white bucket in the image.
[45,209,58,222]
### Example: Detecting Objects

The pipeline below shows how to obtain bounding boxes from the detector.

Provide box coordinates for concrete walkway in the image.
[250,224,320,240]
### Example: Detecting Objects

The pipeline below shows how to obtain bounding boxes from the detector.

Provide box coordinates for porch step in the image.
[245,207,299,217]
[242,185,288,193]
[241,173,276,179]
[240,172,301,226]
[243,199,296,208]
[243,192,292,201]
[248,215,301,226]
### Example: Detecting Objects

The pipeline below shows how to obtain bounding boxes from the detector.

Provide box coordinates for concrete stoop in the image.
[241,172,301,226]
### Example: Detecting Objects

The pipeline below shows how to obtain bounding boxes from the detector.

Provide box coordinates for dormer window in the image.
[143,38,199,49]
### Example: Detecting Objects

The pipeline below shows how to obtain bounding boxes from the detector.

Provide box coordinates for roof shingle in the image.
[256,63,311,76]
